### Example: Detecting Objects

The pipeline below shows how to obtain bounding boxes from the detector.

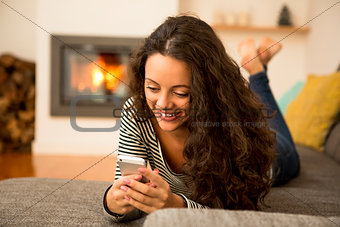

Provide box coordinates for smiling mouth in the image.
[160,111,182,121]
[153,110,183,119]
[161,112,180,117]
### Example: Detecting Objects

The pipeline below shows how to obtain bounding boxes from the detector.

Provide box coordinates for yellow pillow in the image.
[285,72,340,151]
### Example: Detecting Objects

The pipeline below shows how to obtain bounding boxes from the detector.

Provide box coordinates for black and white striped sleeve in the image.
[114,99,148,180]
[103,99,148,222]
[176,193,209,209]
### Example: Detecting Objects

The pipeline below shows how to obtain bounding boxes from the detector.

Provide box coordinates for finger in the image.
[149,169,158,187]
[116,199,136,210]
[107,188,133,213]
[145,182,157,188]
[138,168,165,187]
[124,195,156,214]
[124,186,154,206]
[111,187,131,205]
[113,175,142,189]
[146,160,152,170]
[133,175,143,181]
[124,178,158,197]
[114,197,131,208]
[113,177,129,189]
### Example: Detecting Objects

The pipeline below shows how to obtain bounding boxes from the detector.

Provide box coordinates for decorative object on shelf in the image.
[225,11,236,26]
[238,11,250,26]
[213,10,224,25]
[278,4,293,26]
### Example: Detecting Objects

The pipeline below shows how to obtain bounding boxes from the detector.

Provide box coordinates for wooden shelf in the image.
[212,25,310,34]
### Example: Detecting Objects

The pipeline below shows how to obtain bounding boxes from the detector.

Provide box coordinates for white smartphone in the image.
[117,155,148,182]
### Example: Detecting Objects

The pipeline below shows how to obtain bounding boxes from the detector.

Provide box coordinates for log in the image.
[0,97,10,114]
[0,54,15,68]
[12,71,25,85]
[3,80,17,102]
[26,85,35,101]
[18,110,34,122]
[13,59,35,74]
[25,99,35,111]
[21,128,34,144]
[0,66,8,84]
[6,118,21,141]
[0,140,3,153]
[0,54,35,152]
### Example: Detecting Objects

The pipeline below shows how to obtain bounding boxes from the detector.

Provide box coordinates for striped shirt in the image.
[115,97,205,207]
[103,97,207,221]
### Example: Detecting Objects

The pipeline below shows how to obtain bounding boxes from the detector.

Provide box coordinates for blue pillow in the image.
[278,81,305,115]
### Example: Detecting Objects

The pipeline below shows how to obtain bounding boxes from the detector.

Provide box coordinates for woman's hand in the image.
[121,168,186,213]
[106,174,143,215]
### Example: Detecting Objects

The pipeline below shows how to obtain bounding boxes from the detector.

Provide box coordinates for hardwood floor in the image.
[0,152,116,182]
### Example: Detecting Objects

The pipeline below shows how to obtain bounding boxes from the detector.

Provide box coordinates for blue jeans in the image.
[249,68,300,186]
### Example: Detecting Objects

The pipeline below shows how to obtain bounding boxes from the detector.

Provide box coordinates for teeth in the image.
[163,112,177,117]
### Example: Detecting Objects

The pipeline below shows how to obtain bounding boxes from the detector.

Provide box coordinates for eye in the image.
[174,92,189,97]
[146,86,159,92]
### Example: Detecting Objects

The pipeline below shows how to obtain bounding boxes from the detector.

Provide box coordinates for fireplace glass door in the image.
[61,47,129,106]
[51,35,142,117]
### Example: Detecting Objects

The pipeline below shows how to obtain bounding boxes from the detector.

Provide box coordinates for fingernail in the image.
[120,185,128,192]
[124,195,130,201]
[134,175,142,180]
[138,168,146,174]
[123,178,131,184]
[153,169,159,174]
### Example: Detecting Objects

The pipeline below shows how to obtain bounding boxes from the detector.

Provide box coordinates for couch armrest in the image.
[143,208,336,227]
[325,122,340,163]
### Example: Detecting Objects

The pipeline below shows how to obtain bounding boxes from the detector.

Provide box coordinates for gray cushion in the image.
[264,146,340,217]
[0,178,146,226]
[143,208,335,227]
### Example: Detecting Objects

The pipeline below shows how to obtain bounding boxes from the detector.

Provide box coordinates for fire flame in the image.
[92,56,124,92]
[105,65,124,90]
[71,53,125,94]
[93,70,104,86]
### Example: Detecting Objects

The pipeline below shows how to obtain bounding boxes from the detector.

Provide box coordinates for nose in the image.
[156,92,173,110]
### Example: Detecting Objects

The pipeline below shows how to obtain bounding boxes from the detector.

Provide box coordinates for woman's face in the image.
[144,53,191,133]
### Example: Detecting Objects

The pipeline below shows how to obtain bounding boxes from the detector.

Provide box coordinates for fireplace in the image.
[50,35,143,117]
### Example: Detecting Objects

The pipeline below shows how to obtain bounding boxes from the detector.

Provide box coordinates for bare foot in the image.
[238,38,264,75]
[257,37,282,66]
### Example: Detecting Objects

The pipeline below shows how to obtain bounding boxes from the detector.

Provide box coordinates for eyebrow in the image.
[145,78,190,89]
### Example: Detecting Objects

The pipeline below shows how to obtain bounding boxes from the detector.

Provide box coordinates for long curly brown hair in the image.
[127,15,275,210]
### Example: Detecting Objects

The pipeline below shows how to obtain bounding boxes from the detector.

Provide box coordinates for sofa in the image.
[1,119,339,227]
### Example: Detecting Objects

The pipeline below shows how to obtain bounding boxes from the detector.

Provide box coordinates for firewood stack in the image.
[0,54,35,153]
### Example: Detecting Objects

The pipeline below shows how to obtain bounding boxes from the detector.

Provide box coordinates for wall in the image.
[0,0,37,61]
[306,0,340,75]
[33,0,178,155]
[1,0,339,155]
[179,0,310,100]
[2,0,338,76]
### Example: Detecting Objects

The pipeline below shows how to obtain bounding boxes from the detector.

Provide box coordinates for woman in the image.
[103,15,300,222]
